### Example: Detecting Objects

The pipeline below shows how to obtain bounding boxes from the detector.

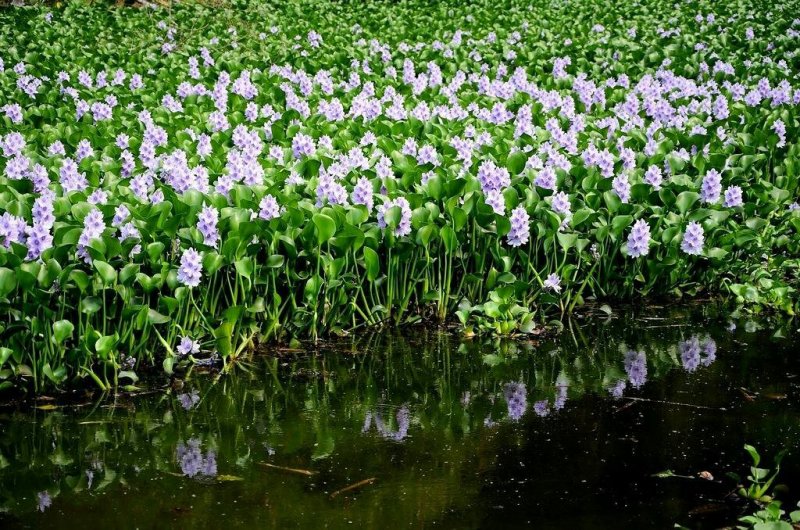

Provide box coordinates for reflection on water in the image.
[0,305,799,529]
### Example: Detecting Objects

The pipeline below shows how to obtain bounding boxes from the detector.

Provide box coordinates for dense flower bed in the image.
[0,0,798,390]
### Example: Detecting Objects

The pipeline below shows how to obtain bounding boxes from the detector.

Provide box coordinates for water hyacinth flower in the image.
[196,205,219,248]
[626,219,651,258]
[377,197,412,237]
[258,195,281,220]
[351,176,374,211]
[773,119,786,148]
[724,186,743,207]
[178,248,203,288]
[37,491,52,512]
[643,165,663,189]
[680,221,705,255]
[485,188,505,215]
[533,165,557,190]
[612,174,631,203]
[550,191,571,217]
[543,273,562,293]
[506,205,530,247]
[178,389,200,410]
[700,169,722,204]
[177,336,201,356]
[533,400,550,417]
[76,209,106,263]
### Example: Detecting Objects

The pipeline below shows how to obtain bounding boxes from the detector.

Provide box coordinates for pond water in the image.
[0,305,798,529]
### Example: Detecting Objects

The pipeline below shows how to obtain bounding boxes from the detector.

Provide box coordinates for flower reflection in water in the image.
[363,405,411,441]
[503,382,528,421]
[624,350,648,388]
[680,336,717,372]
[176,438,217,478]
[36,491,51,512]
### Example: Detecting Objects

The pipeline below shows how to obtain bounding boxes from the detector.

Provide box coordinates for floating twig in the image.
[623,396,726,411]
[258,462,316,476]
[330,478,377,499]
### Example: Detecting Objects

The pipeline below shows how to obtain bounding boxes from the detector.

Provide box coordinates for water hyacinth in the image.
[700,169,722,204]
[543,273,562,293]
[723,186,743,208]
[177,336,201,356]
[377,197,412,237]
[197,205,220,248]
[178,248,203,288]
[506,205,530,247]
[0,0,797,391]
[626,219,651,258]
[681,222,705,255]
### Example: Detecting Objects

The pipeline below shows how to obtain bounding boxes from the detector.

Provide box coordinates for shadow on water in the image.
[0,304,798,529]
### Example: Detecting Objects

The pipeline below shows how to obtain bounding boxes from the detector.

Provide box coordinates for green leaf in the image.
[312,213,336,245]
[676,191,700,215]
[506,152,527,175]
[93,261,117,285]
[363,247,379,281]
[0,268,16,298]
[52,320,74,345]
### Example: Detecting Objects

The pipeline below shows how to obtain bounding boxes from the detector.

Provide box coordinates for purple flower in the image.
[292,133,315,159]
[550,191,571,217]
[2,103,23,124]
[178,248,203,288]
[75,139,94,162]
[377,197,412,237]
[533,166,557,190]
[177,336,201,356]
[258,195,281,220]
[77,209,106,263]
[2,132,26,156]
[197,205,219,248]
[700,169,722,204]
[477,159,510,192]
[485,189,505,215]
[115,134,129,150]
[773,119,786,148]
[0,213,26,248]
[59,158,88,193]
[507,205,530,247]
[626,219,651,258]
[612,174,631,203]
[680,222,704,255]
[533,400,550,417]
[609,380,626,398]
[543,273,562,293]
[643,165,663,189]
[724,186,743,208]
[351,177,374,212]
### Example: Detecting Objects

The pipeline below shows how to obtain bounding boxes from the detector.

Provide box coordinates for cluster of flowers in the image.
[0,0,797,360]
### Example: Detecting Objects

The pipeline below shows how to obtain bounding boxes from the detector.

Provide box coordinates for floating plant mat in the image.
[0,306,798,528]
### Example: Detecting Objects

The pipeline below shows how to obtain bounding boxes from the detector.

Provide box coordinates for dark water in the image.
[1,305,799,529]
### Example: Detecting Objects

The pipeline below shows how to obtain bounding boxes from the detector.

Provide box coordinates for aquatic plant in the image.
[0,0,799,390]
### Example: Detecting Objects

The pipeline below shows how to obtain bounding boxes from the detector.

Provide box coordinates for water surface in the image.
[1,305,799,529]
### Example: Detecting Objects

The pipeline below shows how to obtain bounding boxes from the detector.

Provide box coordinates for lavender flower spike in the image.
[626,219,651,258]
[680,221,704,255]
[178,248,203,288]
